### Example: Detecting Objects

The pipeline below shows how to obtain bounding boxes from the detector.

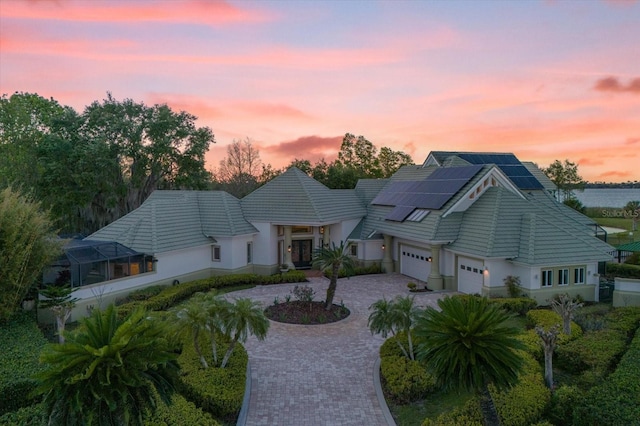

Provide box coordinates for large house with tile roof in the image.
[60,151,614,311]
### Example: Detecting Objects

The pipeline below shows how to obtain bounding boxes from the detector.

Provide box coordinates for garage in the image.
[457,256,485,294]
[400,244,431,282]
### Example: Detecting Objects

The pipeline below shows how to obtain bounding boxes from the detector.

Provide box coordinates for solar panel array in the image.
[373,165,484,221]
[456,153,544,190]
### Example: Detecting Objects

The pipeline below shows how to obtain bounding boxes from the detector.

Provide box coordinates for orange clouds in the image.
[3,0,271,25]
[594,76,640,94]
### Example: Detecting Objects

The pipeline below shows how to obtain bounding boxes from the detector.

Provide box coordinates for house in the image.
[63,151,614,317]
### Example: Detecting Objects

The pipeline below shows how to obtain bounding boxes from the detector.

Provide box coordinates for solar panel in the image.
[457,153,543,189]
[385,205,416,222]
[373,165,484,218]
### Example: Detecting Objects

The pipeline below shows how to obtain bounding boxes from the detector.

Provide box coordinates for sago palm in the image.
[220,298,269,368]
[312,241,355,309]
[415,296,523,426]
[35,305,178,426]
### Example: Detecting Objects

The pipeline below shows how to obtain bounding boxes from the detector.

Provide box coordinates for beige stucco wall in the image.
[613,278,640,307]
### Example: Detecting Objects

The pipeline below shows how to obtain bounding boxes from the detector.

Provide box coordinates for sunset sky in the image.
[1,0,639,182]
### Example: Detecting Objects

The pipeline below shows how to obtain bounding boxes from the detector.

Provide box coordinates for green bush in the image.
[177,334,247,422]
[490,371,550,426]
[0,402,45,426]
[546,385,582,426]
[117,272,307,318]
[490,297,538,315]
[421,398,483,426]
[624,252,640,265]
[518,330,543,360]
[525,309,583,343]
[605,262,640,279]
[572,330,640,425]
[380,355,435,404]
[145,392,221,426]
[325,262,382,278]
[117,284,167,305]
[0,311,48,415]
[605,306,640,337]
[556,329,627,374]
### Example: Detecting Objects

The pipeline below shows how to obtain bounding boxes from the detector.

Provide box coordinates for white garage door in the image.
[458,256,484,294]
[400,245,431,282]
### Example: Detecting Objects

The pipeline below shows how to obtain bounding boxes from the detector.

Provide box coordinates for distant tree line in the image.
[0,92,413,235]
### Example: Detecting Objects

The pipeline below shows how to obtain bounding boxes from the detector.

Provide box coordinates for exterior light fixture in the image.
[427,256,432,262]
[381,244,386,250]
[320,226,324,234]
[287,245,291,253]
[483,266,489,275]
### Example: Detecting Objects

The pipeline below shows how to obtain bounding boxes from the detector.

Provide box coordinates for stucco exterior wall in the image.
[613,277,640,307]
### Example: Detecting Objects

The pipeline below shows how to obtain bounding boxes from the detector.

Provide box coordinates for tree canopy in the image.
[544,159,585,202]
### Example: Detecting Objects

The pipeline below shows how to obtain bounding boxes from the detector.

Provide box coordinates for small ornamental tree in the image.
[220,298,269,368]
[536,324,560,388]
[550,293,583,335]
[368,296,419,360]
[39,284,78,344]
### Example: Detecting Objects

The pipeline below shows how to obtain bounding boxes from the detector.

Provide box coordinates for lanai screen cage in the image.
[43,239,155,289]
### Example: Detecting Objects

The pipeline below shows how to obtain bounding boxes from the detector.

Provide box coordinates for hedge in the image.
[605,262,640,279]
[118,272,307,318]
[0,402,45,426]
[0,311,48,416]
[145,392,221,426]
[380,355,435,404]
[572,327,640,426]
[545,385,582,426]
[556,329,627,374]
[177,334,248,422]
[525,309,583,343]
[489,298,538,316]
[421,352,548,426]
[605,306,640,337]
[324,262,382,279]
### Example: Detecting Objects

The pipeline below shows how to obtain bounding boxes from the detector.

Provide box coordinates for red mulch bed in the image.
[264,300,350,325]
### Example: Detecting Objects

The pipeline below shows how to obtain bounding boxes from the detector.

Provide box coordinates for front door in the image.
[291,239,313,269]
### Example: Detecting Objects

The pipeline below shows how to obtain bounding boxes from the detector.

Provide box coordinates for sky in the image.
[1,0,639,183]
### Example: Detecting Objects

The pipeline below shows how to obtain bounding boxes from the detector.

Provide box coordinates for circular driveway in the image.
[225,273,450,426]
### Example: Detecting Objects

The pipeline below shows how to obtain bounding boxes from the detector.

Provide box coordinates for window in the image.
[212,245,221,262]
[247,242,253,264]
[542,270,553,287]
[558,269,569,286]
[350,244,357,256]
[574,267,585,284]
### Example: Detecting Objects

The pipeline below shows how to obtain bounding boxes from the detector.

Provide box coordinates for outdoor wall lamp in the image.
[483,267,489,275]
[381,244,386,250]
[427,256,432,262]
[319,226,324,234]
[287,245,291,252]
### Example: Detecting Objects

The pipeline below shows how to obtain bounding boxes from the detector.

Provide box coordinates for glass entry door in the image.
[291,239,313,269]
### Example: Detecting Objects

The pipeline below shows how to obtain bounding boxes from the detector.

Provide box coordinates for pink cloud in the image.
[3,0,272,25]
[265,135,343,163]
[626,137,640,145]
[594,76,640,94]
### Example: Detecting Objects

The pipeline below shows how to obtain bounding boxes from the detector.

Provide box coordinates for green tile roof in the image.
[88,191,256,254]
[241,167,366,224]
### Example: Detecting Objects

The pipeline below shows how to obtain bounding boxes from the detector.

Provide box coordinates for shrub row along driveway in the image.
[226,273,449,426]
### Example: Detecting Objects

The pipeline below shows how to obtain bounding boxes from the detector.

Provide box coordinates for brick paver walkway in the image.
[225,273,451,426]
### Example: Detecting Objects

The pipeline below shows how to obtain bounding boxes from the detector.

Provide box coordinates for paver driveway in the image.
[225,273,451,426]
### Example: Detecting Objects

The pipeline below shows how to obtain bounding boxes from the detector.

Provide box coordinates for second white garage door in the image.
[400,245,431,282]
[458,256,485,294]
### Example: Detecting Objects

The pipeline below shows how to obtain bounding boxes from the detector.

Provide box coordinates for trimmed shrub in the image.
[0,402,45,426]
[380,355,435,404]
[117,284,167,305]
[572,330,640,425]
[605,262,640,279]
[421,398,483,426]
[0,311,48,415]
[518,330,543,360]
[324,262,382,279]
[490,297,537,316]
[525,309,582,343]
[546,385,582,426]
[177,334,247,422]
[556,329,627,374]
[145,392,221,426]
[491,371,550,426]
[117,272,307,318]
[605,306,640,337]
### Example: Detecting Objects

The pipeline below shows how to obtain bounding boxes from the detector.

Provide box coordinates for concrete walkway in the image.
[224,273,451,426]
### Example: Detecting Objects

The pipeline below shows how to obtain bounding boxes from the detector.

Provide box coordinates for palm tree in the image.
[203,292,232,366]
[172,293,211,368]
[35,305,178,426]
[312,241,355,309]
[415,296,524,426]
[220,298,269,368]
[368,296,419,360]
